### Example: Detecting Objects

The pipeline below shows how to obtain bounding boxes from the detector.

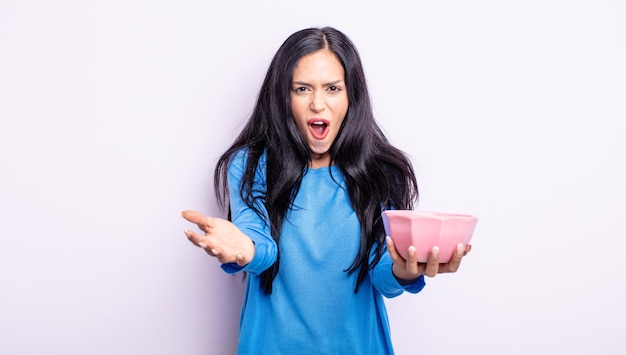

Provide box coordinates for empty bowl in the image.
[382,210,478,263]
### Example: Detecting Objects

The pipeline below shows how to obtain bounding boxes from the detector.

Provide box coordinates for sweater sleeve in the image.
[220,150,277,275]
[369,242,426,298]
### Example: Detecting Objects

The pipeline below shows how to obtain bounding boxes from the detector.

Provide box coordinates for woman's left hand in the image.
[386,236,472,283]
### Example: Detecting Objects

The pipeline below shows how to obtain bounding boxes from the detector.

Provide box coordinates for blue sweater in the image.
[222,151,425,354]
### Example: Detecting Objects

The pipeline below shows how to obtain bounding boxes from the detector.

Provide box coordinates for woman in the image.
[181,26,471,354]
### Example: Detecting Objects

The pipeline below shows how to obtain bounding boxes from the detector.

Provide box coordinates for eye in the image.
[293,86,310,94]
[327,85,342,94]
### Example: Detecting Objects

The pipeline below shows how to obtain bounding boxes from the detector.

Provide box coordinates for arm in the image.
[370,237,472,298]
[369,239,426,298]
[181,150,277,275]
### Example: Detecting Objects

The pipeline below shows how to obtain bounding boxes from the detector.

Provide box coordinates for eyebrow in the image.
[292,80,343,87]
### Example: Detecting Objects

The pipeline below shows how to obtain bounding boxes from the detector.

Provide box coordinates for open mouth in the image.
[308,119,329,139]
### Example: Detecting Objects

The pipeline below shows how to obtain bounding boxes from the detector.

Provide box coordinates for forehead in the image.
[292,49,345,81]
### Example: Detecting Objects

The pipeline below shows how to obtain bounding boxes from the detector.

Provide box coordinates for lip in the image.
[307,118,330,140]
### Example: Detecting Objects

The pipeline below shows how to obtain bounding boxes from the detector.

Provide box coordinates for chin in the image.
[309,147,330,157]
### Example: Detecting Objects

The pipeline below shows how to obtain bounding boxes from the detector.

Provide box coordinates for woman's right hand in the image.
[386,236,472,283]
[180,210,255,266]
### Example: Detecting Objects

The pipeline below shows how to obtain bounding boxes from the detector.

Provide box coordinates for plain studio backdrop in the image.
[1,1,624,354]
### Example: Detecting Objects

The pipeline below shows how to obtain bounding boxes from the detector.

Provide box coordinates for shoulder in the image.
[230,148,249,165]
[228,148,267,184]
[230,148,267,170]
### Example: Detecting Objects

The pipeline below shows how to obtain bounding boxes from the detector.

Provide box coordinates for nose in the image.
[310,91,325,112]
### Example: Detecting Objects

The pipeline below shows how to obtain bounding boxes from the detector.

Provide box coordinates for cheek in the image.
[290,97,301,118]
[331,95,349,115]
[334,102,349,125]
[291,104,306,134]
[291,99,308,125]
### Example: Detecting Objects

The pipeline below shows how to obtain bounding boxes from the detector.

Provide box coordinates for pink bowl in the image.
[382,210,478,263]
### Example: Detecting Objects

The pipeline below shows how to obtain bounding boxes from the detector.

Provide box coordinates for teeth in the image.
[312,121,325,125]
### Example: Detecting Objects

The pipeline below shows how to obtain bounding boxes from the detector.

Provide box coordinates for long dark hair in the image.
[214,27,418,294]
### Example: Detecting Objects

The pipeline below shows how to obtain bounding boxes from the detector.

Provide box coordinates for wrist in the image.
[392,264,420,285]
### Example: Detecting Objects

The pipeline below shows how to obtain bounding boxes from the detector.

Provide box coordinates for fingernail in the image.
[198,242,207,249]
[183,230,191,238]
[408,246,416,257]
[432,246,439,258]
[457,243,464,254]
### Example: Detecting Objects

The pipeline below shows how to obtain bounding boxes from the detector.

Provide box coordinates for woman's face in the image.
[291,49,349,168]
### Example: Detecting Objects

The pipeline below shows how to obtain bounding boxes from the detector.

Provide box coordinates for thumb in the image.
[180,210,212,228]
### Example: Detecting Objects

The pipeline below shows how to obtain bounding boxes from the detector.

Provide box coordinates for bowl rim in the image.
[382,210,477,220]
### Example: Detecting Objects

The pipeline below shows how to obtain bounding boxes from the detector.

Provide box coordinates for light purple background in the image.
[1,1,625,354]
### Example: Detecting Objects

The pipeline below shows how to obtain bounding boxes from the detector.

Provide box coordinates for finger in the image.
[215,250,242,265]
[404,246,419,275]
[180,210,204,223]
[385,236,400,261]
[424,246,440,277]
[387,237,406,269]
[180,210,210,229]
[180,210,214,233]
[444,243,465,273]
[463,244,472,256]
[236,253,248,267]
[184,229,210,249]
